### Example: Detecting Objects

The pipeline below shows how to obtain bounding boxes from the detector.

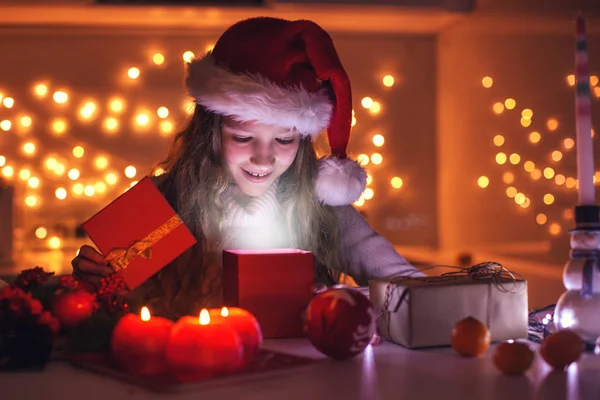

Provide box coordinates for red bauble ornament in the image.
[304,287,377,360]
[51,289,96,329]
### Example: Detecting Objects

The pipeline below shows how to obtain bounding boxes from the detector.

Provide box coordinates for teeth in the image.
[246,170,269,177]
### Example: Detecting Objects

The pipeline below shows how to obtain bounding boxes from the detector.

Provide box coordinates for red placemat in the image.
[69,349,319,393]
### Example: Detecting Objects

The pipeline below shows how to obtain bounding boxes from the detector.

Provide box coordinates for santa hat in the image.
[185,17,366,206]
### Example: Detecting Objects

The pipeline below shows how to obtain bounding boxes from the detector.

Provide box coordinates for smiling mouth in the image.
[243,169,272,178]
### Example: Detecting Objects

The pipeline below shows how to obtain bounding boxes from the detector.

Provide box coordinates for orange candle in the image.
[110,307,174,376]
[210,307,262,368]
[166,309,243,381]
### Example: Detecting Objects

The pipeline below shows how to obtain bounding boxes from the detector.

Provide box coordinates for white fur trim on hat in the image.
[315,156,367,206]
[186,54,333,136]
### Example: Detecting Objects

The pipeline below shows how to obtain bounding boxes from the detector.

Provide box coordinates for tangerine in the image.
[451,316,491,357]
[540,329,583,370]
[493,341,534,374]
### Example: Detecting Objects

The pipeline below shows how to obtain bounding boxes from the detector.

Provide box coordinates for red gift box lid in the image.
[82,177,197,290]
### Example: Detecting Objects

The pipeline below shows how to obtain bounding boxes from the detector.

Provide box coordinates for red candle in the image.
[166,309,243,381]
[209,307,263,368]
[110,307,174,376]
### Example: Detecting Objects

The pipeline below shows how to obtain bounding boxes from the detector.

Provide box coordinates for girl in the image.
[72,17,420,319]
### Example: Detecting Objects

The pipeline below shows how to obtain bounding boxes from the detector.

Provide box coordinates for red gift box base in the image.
[222,249,314,339]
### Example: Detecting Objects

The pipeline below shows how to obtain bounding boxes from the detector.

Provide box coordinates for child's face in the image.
[222,117,300,197]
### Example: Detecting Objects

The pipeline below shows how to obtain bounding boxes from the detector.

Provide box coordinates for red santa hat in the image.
[185,17,366,206]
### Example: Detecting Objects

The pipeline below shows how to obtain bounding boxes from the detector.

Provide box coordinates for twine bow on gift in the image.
[104,214,183,271]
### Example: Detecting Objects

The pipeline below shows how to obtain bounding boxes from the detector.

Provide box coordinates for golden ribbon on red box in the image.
[105,215,183,271]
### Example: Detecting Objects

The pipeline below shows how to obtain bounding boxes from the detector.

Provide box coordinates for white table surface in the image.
[1,339,599,400]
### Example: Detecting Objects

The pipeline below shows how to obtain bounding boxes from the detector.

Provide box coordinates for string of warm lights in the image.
[477,74,599,236]
[0,44,409,251]
[350,75,406,207]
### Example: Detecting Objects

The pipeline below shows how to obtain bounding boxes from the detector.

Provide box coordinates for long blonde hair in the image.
[137,106,347,318]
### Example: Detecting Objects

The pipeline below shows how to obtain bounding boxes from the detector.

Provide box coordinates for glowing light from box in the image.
[504,98,516,110]
[95,181,107,193]
[28,177,40,188]
[493,135,505,146]
[531,169,542,180]
[363,188,374,200]
[566,74,576,86]
[543,194,555,205]
[509,153,521,165]
[0,156,5,167]
[0,120,11,131]
[160,120,174,135]
[369,101,381,114]
[555,174,566,185]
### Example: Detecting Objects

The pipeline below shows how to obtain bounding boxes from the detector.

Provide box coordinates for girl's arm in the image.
[332,205,425,286]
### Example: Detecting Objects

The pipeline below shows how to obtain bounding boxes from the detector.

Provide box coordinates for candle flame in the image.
[199,309,210,325]
[221,307,229,317]
[141,306,151,322]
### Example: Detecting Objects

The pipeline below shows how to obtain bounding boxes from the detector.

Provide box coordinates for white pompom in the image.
[315,157,367,206]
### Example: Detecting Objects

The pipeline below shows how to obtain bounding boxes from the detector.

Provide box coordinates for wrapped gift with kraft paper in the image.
[369,266,528,348]
[222,249,314,339]
[82,177,197,291]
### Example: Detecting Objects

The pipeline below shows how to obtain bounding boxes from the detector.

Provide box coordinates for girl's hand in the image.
[71,245,114,285]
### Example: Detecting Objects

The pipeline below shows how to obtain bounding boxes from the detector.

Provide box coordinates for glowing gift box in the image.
[222,249,314,339]
[82,177,197,291]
